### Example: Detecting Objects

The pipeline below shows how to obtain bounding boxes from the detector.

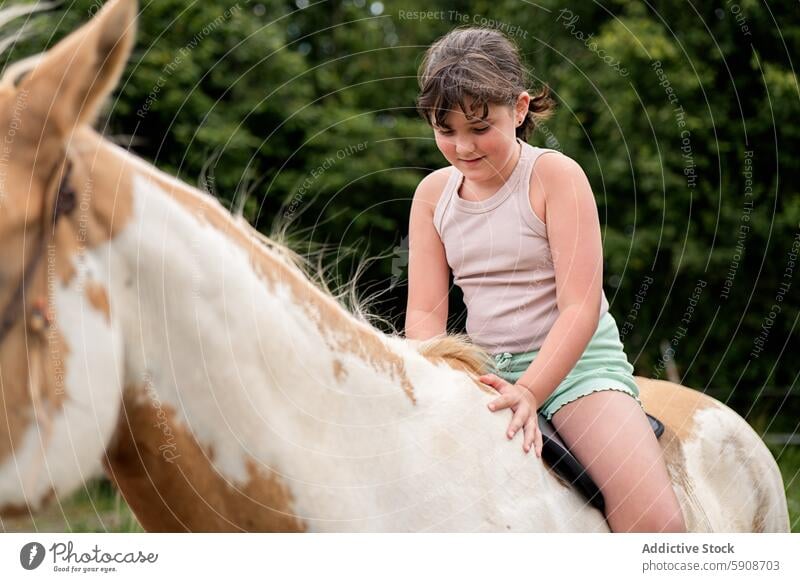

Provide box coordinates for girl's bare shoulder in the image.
[413,166,456,212]
[532,151,588,187]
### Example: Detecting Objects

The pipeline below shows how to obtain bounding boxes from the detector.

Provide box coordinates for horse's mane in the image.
[242,217,491,378]
[414,335,492,378]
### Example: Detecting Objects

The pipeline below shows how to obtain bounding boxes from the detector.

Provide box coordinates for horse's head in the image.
[0,0,137,516]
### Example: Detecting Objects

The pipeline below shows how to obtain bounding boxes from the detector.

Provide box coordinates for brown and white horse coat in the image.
[0,0,789,532]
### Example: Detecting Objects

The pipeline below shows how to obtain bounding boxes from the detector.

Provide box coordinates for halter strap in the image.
[0,159,75,345]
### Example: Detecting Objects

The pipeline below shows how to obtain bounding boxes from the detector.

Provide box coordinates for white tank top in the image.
[433,139,610,354]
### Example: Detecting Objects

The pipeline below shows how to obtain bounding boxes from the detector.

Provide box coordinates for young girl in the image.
[405,27,686,533]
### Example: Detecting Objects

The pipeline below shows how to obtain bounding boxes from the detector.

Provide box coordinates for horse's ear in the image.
[19,0,137,134]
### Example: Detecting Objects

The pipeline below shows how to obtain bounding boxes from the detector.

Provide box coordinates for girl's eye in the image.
[473,126,490,133]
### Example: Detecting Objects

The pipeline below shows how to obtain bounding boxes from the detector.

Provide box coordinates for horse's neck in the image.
[93,133,425,472]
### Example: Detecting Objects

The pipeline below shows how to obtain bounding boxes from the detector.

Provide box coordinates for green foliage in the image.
[771,444,800,532]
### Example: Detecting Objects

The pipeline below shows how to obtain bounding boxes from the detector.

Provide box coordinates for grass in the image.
[2,449,799,532]
[0,478,143,533]
[770,444,800,532]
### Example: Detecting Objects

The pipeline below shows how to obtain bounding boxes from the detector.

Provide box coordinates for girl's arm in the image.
[515,153,606,403]
[404,169,451,340]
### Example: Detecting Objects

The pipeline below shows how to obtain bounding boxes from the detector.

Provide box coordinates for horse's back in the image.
[636,377,789,532]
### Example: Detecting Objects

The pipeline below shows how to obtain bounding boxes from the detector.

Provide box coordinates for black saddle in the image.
[539,412,664,513]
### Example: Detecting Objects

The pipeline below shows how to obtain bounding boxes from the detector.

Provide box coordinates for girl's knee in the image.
[641,507,687,533]
[609,503,687,533]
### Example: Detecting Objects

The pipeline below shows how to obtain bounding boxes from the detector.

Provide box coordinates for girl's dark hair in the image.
[416,27,555,141]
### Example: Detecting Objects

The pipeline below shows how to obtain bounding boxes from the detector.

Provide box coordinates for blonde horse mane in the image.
[243,218,491,378]
[415,334,492,377]
[237,201,490,377]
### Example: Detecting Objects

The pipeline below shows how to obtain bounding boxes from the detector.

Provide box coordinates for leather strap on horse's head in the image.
[0,158,76,346]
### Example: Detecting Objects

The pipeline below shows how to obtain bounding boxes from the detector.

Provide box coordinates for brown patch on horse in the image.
[39,325,70,411]
[332,359,347,382]
[0,319,35,462]
[117,147,416,404]
[0,266,70,466]
[653,423,708,531]
[85,281,111,322]
[637,378,720,531]
[103,384,306,532]
[0,488,56,519]
[69,129,135,254]
[636,377,719,442]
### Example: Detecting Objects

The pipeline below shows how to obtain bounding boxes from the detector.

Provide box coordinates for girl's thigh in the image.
[549,390,684,531]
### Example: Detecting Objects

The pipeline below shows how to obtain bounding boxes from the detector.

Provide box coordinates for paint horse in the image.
[0,0,789,532]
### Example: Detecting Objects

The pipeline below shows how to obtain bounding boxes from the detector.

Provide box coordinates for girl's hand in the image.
[479,373,543,457]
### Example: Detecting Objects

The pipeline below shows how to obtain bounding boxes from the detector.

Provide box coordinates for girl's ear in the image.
[515,91,531,126]
[18,0,137,136]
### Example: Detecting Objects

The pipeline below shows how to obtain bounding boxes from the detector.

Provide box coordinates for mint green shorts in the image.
[489,311,643,421]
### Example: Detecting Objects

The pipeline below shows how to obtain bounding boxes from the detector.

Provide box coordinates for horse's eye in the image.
[54,185,76,218]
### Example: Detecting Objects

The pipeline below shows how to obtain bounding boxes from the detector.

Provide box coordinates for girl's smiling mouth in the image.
[460,156,485,165]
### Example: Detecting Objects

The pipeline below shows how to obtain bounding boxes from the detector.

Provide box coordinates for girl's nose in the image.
[455,138,476,157]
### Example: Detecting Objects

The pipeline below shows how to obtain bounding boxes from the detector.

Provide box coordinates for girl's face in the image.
[432,92,530,186]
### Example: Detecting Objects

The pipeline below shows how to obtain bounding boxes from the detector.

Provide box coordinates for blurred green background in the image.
[1,0,797,531]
